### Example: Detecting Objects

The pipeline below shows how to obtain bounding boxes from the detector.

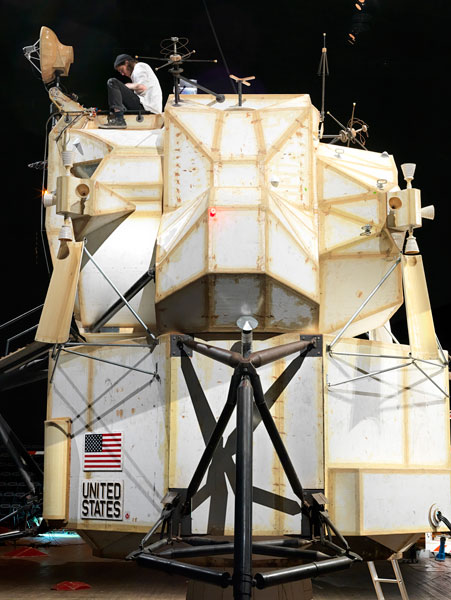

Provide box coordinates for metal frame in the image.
[89,268,155,333]
[327,350,449,397]
[325,254,449,396]
[130,334,360,599]
[328,257,401,352]
[49,341,158,384]
[83,244,156,341]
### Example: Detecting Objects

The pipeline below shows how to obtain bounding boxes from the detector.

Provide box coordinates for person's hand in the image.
[125,83,134,89]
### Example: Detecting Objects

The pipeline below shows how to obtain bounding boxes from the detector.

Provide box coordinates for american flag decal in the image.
[83,432,123,471]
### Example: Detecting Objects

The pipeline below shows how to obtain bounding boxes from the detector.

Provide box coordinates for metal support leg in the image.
[234,376,253,600]
[184,369,241,512]
[249,370,305,505]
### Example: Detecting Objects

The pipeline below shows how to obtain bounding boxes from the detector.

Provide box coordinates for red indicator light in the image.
[209,207,217,217]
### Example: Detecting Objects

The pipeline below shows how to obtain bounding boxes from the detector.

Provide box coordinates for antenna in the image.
[317,33,329,130]
[23,26,74,86]
[316,34,369,149]
[322,105,369,150]
[137,37,225,106]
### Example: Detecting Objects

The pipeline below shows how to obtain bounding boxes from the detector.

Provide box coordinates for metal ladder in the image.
[367,559,410,600]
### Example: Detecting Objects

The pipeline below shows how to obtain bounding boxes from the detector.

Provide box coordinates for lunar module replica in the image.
[7,26,450,599]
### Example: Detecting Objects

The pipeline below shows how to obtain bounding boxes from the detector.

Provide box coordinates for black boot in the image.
[99,112,127,129]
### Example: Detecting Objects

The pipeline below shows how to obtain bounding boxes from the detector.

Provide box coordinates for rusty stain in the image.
[357,290,363,298]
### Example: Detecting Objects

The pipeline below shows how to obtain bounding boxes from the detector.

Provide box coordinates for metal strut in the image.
[131,334,360,599]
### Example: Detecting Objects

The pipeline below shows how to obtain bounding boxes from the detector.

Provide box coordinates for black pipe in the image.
[179,75,225,103]
[253,538,310,548]
[90,268,155,332]
[233,376,253,600]
[159,543,235,558]
[182,536,230,546]
[182,338,314,370]
[158,543,329,561]
[254,556,354,589]
[183,368,242,512]
[320,511,350,551]
[136,553,231,588]
[248,339,313,368]
[249,371,305,505]
[251,544,330,560]
[181,338,242,368]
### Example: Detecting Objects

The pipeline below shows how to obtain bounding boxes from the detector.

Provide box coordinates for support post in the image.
[234,376,253,600]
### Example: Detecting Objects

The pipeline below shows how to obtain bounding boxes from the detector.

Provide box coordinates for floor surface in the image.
[0,540,450,599]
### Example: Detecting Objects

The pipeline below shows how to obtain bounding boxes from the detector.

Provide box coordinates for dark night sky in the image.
[1,0,450,442]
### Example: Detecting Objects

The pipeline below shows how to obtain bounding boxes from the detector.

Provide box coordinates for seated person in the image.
[100,53,163,129]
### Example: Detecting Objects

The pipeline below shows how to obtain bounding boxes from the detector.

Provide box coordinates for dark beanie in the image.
[114,54,133,68]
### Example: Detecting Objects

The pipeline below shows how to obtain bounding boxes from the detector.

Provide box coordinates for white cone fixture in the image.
[404,230,419,254]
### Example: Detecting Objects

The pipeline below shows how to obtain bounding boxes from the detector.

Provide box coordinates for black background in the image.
[1,0,450,444]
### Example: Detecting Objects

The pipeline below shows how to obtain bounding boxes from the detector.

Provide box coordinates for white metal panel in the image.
[94,155,162,183]
[158,193,207,258]
[361,471,451,534]
[68,131,111,163]
[268,131,310,206]
[267,217,318,297]
[49,341,167,530]
[165,125,211,209]
[334,197,381,222]
[317,144,398,192]
[322,168,368,199]
[259,108,305,150]
[405,360,450,466]
[214,187,262,205]
[159,220,206,295]
[219,112,259,157]
[330,470,359,533]
[76,128,164,150]
[210,208,263,270]
[166,109,217,150]
[77,211,159,327]
[320,257,401,334]
[216,162,260,188]
[325,343,406,465]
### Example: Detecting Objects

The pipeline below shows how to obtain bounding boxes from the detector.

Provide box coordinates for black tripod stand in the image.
[130,329,359,599]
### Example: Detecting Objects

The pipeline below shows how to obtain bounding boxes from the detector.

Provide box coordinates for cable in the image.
[40,112,60,277]
[202,0,236,93]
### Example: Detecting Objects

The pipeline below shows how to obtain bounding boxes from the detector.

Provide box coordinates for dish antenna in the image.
[23,26,74,85]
